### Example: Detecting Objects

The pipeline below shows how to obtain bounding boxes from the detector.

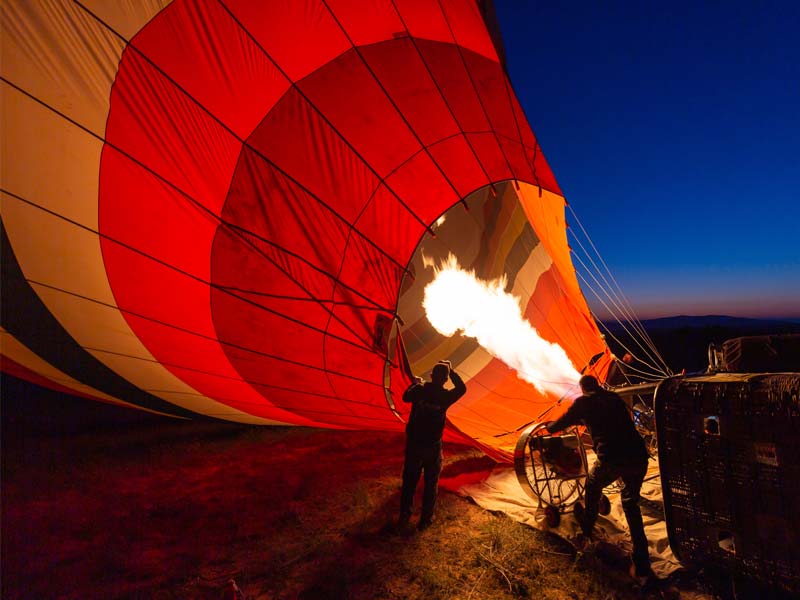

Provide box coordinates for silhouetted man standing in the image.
[546,375,653,582]
[399,360,466,531]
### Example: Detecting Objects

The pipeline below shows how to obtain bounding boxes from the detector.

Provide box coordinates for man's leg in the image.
[580,460,619,536]
[419,444,443,526]
[400,444,424,520]
[619,459,650,576]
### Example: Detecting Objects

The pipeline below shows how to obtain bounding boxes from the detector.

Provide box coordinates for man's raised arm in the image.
[446,370,467,405]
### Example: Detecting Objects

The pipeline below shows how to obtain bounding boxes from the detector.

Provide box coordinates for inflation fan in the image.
[513,422,610,527]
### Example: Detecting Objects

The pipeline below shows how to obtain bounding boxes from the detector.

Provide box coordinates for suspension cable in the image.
[568,227,664,363]
[571,248,669,375]
[574,267,669,378]
[567,206,671,374]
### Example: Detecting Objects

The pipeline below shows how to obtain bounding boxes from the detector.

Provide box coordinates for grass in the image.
[2,419,726,599]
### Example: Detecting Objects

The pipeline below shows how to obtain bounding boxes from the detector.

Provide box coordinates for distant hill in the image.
[629,315,800,330]
[601,315,800,374]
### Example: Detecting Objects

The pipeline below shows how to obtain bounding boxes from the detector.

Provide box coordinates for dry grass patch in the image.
[2,420,720,599]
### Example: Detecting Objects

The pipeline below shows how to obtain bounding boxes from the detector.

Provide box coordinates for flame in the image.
[423,254,581,398]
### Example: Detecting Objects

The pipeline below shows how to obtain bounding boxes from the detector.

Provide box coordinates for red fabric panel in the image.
[101,198,217,341]
[384,150,460,225]
[359,38,460,146]
[325,301,378,350]
[325,248,402,347]
[461,51,517,140]
[99,212,318,425]
[99,241,210,353]
[337,234,404,309]
[466,132,513,182]
[130,0,289,139]
[415,39,489,132]
[325,252,403,347]
[223,0,350,82]
[248,86,379,223]
[530,147,562,196]
[222,343,339,398]
[223,386,346,420]
[324,0,404,46]
[326,366,392,408]
[104,52,240,216]
[270,406,397,429]
[427,135,489,199]
[394,0,454,43]
[497,137,535,183]
[211,280,328,370]
[324,336,384,380]
[438,0,499,61]
[99,148,217,282]
[223,148,351,276]
[210,227,334,334]
[298,49,421,177]
[507,87,537,151]
[101,46,302,422]
[394,0,497,62]
[355,184,426,265]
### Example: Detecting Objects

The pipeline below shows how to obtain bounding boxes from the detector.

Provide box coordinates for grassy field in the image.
[1,415,734,600]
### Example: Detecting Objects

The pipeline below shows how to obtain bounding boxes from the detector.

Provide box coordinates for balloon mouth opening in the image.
[396,179,579,389]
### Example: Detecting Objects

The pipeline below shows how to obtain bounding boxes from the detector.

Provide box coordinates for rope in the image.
[567,206,671,374]
[571,250,669,376]
[571,251,666,374]
[568,227,664,363]
[573,267,669,379]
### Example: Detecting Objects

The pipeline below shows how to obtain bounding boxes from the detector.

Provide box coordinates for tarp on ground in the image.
[449,456,682,579]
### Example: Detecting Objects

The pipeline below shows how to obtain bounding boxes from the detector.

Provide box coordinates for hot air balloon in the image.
[2,0,614,463]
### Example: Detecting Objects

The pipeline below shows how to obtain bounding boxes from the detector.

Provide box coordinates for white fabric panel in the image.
[2,84,105,230]
[511,242,553,304]
[2,192,118,306]
[1,0,126,136]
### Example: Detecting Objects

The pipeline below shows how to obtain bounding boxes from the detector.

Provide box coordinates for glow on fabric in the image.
[1,0,611,460]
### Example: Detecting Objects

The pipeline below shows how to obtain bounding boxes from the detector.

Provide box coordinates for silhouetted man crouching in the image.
[546,375,654,583]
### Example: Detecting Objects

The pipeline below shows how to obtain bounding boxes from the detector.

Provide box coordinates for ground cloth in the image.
[447,457,682,578]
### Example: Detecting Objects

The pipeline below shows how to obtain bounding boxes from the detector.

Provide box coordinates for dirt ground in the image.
[2,416,737,600]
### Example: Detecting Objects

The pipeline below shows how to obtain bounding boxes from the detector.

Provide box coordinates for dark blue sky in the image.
[496,2,799,320]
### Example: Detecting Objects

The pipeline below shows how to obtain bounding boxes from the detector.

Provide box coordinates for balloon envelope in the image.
[1,0,610,460]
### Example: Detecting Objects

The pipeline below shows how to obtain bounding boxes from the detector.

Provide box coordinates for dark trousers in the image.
[400,441,442,521]
[582,457,650,572]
